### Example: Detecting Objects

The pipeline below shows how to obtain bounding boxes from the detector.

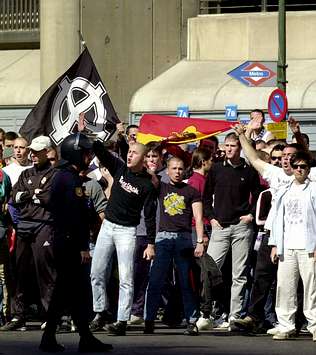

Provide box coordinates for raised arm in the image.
[288,116,309,152]
[233,124,268,176]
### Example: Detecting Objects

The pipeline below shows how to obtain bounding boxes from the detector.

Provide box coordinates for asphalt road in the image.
[0,324,315,355]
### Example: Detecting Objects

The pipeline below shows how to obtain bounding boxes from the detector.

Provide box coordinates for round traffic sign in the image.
[268,89,288,122]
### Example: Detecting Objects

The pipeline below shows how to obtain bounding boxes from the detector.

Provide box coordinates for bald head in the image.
[127,142,147,171]
[14,137,29,166]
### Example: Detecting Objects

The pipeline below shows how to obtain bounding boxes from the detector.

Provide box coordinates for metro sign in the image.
[228,61,277,87]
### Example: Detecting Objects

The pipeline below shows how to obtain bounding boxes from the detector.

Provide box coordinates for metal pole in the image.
[277,0,287,92]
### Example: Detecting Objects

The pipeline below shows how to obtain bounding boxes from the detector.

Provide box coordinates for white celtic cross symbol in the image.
[50,76,109,145]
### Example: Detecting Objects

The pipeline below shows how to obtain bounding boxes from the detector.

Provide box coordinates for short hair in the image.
[224,132,240,146]
[290,151,313,168]
[145,141,163,155]
[286,143,305,152]
[0,128,5,136]
[126,124,139,136]
[250,109,265,123]
[190,147,213,170]
[257,150,270,162]
[128,141,147,155]
[4,131,18,141]
[14,137,29,146]
[167,156,184,168]
[200,136,219,149]
[270,144,285,157]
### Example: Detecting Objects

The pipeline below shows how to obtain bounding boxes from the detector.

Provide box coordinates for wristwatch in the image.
[197,240,203,244]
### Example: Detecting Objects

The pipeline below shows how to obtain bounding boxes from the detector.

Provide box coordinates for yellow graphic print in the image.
[164,193,186,216]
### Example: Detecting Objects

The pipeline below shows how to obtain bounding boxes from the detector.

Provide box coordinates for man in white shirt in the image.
[269,151,316,341]
[3,137,32,186]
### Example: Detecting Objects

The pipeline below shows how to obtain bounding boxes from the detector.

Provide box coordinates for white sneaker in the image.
[267,326,282,335]
[272,329,296,340]
[128,315,144,325]
[213,314,229,329]
[196,317,213,331]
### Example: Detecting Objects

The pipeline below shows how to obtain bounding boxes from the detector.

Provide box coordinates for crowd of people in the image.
[0,109,315,353]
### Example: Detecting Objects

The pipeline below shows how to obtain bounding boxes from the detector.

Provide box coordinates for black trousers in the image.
[131,236,151,317]
[248,234,277,321]
[44,238,92,337]
[196,253,223,317]
[12,224,56,319]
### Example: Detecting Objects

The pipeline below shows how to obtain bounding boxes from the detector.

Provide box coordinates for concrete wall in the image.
[188,11,316,61]
[81,0,199,121]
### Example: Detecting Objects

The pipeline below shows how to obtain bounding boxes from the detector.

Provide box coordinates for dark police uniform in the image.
[44,164,92,336]
[40,133,112,353]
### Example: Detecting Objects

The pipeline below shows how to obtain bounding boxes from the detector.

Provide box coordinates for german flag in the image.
[137,114,237,145]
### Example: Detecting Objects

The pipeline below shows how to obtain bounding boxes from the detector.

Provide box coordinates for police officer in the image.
[40,133,112,353]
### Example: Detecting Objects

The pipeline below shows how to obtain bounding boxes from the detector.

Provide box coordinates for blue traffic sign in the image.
[225,105,238,121]
[177,105,189,117]
[228,61,277,87]
[268,89,288,122]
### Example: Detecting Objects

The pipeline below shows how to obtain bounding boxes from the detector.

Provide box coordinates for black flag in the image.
[19,48,119,145]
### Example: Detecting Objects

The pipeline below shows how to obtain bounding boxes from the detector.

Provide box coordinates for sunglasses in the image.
[292,164,308,170]
[271,156,282,161]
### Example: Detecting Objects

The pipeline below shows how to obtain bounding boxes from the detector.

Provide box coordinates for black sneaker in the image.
[107,321,126,336]
[78,334,113,353]
[0,318,26,331]
[183,323,199,336]
[89,313,107,332]
[143,320,155,334]
[234,316,257,331]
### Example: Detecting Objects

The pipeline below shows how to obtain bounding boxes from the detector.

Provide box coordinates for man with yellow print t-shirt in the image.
[144,156,204,336]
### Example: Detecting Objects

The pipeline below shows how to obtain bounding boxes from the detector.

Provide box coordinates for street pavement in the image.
[0,323,315,355]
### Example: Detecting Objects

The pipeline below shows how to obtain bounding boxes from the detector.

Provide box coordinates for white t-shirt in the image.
[3,162,32,186]
[262,163,316,231]
[283,183,306,250]
[262,163,293,194]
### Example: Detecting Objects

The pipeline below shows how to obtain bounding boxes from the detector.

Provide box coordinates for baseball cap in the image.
[28,136,52,151]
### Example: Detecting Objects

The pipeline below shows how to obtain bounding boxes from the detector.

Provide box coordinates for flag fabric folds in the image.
[19,48,119,145]
[137,114,236,145]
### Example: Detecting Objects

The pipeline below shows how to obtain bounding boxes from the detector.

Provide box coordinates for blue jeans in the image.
[145,231,198,323]
[91,219,136,321]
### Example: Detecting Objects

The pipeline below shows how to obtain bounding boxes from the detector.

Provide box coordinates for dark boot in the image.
[78,333,113,353]
[39,332,65,352]
[143,320,155,334]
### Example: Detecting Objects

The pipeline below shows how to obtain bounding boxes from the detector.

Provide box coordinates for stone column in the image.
[40,0,80,93]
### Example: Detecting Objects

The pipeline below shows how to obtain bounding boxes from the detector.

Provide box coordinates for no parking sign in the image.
[268,89,288,122]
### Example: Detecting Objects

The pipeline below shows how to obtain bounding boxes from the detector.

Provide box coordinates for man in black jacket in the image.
[91,141,157,336]
[1,136,56,331]
[203,132,262,329]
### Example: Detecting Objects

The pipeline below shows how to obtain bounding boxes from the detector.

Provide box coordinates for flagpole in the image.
[79,0,85,53]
